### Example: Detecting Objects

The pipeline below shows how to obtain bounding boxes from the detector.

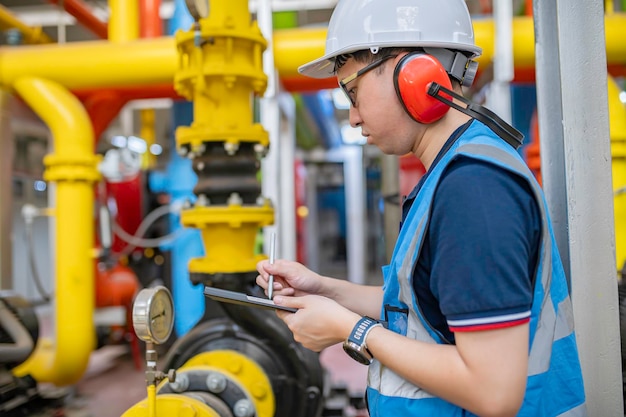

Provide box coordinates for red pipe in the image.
[73,84,180,139]
[46,0,108,40]
[525,109,542,185]
[526,0,533,16]
[81,90,128,140]
[140,0,162,38]
[281,77,337,93]
[479,0,492,14]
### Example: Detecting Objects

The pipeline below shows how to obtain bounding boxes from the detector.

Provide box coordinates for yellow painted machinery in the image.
[122,1,330,416]
[174,0,274,280]
[124,287,328,417]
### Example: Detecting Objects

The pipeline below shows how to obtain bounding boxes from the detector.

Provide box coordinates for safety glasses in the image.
[338,55,396,107]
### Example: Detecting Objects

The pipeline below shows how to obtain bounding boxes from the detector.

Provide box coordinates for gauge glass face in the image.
[149,289,173,343]
[186,0,209,20]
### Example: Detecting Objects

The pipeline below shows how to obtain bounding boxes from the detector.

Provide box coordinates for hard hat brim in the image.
[298,42,482,79]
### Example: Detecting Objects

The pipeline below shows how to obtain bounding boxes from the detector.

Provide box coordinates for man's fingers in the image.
[255,274,268,289]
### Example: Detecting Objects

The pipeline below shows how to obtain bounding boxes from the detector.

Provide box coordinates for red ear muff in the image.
[393,53,453,124]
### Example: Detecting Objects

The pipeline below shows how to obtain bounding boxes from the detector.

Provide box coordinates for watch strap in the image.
[347,316,382,356]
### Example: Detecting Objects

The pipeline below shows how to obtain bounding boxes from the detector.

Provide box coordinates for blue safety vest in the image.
[367,121,587,417]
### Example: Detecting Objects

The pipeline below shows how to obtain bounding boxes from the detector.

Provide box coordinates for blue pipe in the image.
[149,0,205,337]
[302,92,343,149]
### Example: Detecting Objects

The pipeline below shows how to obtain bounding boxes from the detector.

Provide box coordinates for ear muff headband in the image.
[393,52,524,149]
[428,83,524,149]
[393,53,453,124]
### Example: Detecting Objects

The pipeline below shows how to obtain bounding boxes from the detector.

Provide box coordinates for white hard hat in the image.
[299,0,482,79]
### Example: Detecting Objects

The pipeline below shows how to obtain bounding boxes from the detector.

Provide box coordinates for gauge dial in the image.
[185,0,210,21]
[132,286,174,344]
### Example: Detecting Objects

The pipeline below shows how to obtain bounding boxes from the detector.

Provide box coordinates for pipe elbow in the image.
[11,76,97,386]
[13,77,93,153]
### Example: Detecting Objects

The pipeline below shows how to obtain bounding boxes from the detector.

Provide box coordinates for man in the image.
[256,0,587,416]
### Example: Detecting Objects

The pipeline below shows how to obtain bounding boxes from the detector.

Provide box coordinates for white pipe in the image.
[343,146,366,284]
[486,0,513,124]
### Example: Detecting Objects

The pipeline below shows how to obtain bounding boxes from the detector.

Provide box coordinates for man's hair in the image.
[334,47,462,88]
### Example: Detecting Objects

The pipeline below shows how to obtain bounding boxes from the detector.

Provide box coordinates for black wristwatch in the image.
[343,316,383,365]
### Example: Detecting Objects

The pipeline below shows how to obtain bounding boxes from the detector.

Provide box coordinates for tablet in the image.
[204,286,298,313]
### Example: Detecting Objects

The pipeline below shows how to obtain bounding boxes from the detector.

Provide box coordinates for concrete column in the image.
[534,1,623,414]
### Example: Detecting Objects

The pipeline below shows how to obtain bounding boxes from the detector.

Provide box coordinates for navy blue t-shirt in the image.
[401,121,540,343]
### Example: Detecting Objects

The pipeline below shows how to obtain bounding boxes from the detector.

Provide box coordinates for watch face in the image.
[343,341,373,365]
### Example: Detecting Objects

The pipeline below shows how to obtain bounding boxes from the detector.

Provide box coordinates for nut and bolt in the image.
[169,373,189,393]
[233,399,255,417]
[206,372,227,394]
[193,144,206,155]
[254,143,267,157]
[224,142,239,156]
[196,194,210,207]
[227,193,243,206]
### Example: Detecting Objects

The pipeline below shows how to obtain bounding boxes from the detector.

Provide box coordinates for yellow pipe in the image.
[1,15,626,91]
[109,0,139,42]
[123,394,220,417]
[147,384,156,417]
[273,14,626,78]
[12,77,101,386]
[0,37,177,90]
[609,75,626,274]
[0,5,53,44]
[606,0,615,14]
[140,109,157,169]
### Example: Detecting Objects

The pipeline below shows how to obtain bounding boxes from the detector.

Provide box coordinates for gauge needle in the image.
[151,310,166,321]
[268,232,276,300]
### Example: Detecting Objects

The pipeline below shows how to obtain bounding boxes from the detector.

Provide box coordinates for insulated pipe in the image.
[45,0,108,40]
[0,300,34,363]
[12,77,101,386]
[1,15,625,92]
[0,5,53,44]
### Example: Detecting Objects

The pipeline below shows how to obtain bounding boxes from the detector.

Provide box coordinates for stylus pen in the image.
[268,232,276,300]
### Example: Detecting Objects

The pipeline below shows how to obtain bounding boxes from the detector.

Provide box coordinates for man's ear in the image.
[393,52,453,124]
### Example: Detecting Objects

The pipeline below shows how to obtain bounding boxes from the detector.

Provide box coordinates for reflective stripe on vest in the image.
[367,122,586,417]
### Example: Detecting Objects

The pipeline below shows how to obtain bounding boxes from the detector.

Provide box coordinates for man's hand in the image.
[273,294,361,352]
[256,259,324,298]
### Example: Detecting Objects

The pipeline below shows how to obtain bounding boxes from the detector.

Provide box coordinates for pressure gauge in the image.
[185,0,210,21]
[132,286,174,344]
